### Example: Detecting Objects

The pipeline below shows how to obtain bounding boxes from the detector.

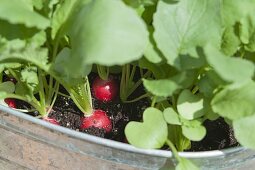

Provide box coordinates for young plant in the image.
[125,107,199,169]
[67,77,113,132]
[49,0,149,131]
[1,67,60,125]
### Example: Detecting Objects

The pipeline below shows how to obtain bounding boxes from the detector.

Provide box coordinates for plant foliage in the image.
[1,0,255,169]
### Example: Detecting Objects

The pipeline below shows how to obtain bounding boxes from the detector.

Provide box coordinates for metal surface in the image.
[0,105,255,169]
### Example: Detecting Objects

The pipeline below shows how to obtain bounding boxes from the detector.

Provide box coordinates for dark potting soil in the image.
[5,73,239,151]
[12,94,239,151]
[47,94,149,141]
[189,118,239,151]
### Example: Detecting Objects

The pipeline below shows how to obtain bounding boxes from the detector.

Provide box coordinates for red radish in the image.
[4,98,16,108]
[92,76,118,102]
[43,117,60,125]
[80,109,112,132]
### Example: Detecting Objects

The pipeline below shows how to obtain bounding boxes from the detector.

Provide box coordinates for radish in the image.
[80,109,112,132]
[67,77,112,132]
[42,108,60,125]
[43,117,60,125]
[92,76,118,102]
[4,98,16,108]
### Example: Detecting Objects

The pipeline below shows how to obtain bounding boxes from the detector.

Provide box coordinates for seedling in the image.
[65,77,112,132]
[1,68,60,125]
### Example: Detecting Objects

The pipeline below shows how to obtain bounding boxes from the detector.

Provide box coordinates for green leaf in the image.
[168,125,191,151]
[171,70,197,89]
[139,58,175,79]
[51,0,79,39]
[177,48,206,70]
[153,0,221,67]
[143,78,179,97]
[123,0,143,8]
[0,81,15,93]
[144,37,162,64]
[69,79,92,114]
[143,27,163,63]
[198,70,227,98]
[124,0,157,7]
[69,0,148,67]
[221,26,241,56]
[15,81,32,100]
[177,90,204,120]
[239,16,255,52]
[39,0,60,18]
[204,44,255,87]
[27,31,47,48]
[0,0,49,29]
[243,51,255,64]
[198,74,216,98]
[0,38,26,50]
[212,81,255,120]
[125,107,168,149]
[20,66,39,93]
[0,45,49,72]
[222,0,255,27]
[176,158,199,170]
[180,119,203,127]
[139,58,164,78]
[164,107,181,125]
[0,63,21,73]
[53,48,92,82]
[182,124,206,141]
[32,0,44,10]
[0,19,38,40]
[233,114,255,149]
[221,0,255,52]
[143,69,197,97]
[203,97,219,121]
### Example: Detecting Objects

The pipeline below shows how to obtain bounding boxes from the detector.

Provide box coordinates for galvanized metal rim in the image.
[0,105,245,159]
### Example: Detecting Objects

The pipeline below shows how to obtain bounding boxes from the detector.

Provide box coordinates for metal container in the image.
[0,105,255,170]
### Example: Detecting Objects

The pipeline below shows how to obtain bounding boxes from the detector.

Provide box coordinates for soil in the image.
[47,93,149,142]
[3,73,239,151]
[190,118,240,151]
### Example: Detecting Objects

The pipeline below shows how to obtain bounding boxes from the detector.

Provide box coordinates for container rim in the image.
[0,105,245,158]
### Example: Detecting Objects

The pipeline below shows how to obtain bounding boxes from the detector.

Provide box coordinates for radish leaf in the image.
[68,0,148,67]
[125,107,168,149]
[153,0,221,68]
